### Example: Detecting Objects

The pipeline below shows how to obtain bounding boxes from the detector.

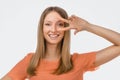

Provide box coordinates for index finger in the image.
[58,26,71,31]
[58,17,69,23]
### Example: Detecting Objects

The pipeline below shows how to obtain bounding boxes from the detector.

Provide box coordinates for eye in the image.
[58,23,64,27]
[44,23,50,26]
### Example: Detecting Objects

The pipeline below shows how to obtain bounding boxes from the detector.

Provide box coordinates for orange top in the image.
[7,52,97,80]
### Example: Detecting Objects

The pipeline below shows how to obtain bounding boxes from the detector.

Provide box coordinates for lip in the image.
[48,34,60,40]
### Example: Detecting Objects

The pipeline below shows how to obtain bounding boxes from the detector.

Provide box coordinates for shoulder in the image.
[71,51,97,61]
[26,52,34,57]
[23,52,34,61]
[71,52,97,70]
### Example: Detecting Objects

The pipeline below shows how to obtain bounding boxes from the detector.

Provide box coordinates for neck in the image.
[45,43,61,60]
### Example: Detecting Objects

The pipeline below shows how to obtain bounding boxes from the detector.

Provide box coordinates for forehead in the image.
[44,11,62,22]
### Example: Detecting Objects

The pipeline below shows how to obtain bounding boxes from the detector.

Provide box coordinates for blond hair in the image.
[27,6,73,76]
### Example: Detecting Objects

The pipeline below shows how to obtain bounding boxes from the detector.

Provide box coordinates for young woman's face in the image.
[43,11,65,45]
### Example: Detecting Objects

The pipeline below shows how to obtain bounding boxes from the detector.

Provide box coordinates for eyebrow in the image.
[44,20,64,23]
[44,20,51,23]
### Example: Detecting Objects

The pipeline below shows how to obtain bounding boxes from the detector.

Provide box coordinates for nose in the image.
[50,25,57,32]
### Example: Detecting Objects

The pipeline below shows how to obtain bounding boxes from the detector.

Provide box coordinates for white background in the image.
[0,0,120,80]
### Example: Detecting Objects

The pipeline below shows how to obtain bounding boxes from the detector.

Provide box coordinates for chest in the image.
[29,61,84,80]
[29,71,83,80]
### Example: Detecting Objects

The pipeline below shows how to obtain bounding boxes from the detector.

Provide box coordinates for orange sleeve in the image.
[82,52,97,71]
[73,52,97,72]
[7,53,33,80]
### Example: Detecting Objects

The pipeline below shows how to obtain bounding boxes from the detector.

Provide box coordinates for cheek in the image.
[43,26,49,34]
[61,31,65,37]
[43,27,48,39]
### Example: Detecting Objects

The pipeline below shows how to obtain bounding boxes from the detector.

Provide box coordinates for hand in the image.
[59,15,90,35]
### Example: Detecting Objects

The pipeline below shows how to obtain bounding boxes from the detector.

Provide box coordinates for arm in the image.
[0,53,32,80]
[86,24,120,66]
[1,76,12,80]
[60,15,120,67]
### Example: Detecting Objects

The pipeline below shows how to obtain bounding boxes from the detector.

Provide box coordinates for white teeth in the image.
[49,34,59,39]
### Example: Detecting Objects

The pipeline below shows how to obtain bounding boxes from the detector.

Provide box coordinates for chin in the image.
[47,41,61,45]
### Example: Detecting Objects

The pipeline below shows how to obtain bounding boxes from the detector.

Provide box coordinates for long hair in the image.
[27,6,73,76]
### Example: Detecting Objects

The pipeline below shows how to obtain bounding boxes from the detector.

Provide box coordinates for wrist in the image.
[83,22,93,31]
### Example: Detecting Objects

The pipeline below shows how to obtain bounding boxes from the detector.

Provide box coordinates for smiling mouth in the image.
[48,34,60,40]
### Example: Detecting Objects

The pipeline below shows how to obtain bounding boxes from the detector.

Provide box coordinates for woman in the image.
[1,6,120,80]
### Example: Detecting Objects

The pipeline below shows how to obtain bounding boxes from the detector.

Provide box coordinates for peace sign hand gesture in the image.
[60,15,90,35]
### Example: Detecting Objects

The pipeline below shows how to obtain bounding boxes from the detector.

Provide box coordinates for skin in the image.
[1,12,120,80]
[60,15,120,67]
[43,11,65,60]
